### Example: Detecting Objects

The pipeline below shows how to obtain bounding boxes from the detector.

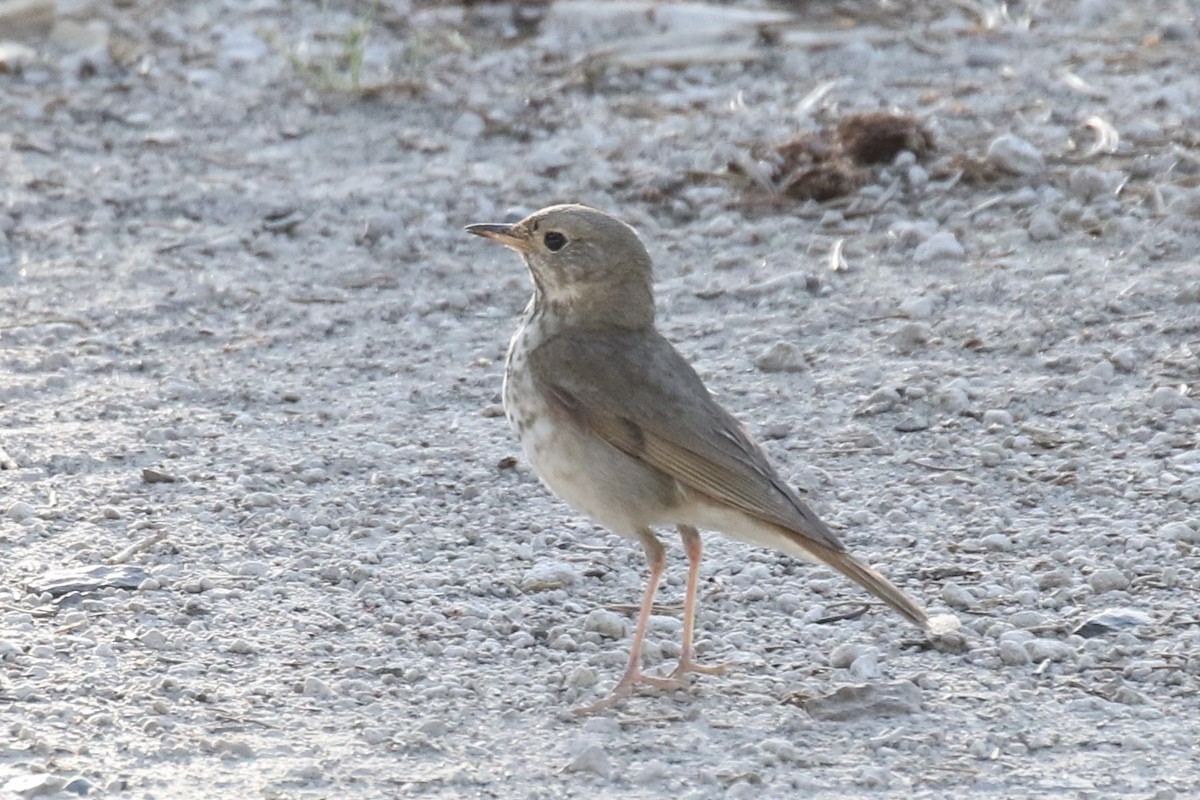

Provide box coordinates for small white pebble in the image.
[980,532,1013,551]
[1089,568,1130,593]
[582,609,627,639]
[829,642,868,669]
[913,231,965,262]
[302,676,334,698]
[520,562,578,592]
[987,133,1045,176]
[566,743,611,778]
[982,409,1013,427]
[567,666,598,689]
[1160,521,1199,544]
[6,501,35,521]
[139,630,168,650]
[1025,638,1072,662]
[850,652,882,680]
[1150,386,1193,410]
[941,582,975,610]
[1008,610,1046,629]
[240,491,280,508]
[362,727,391,745]
[999,639,1032,666]
[755,341,806,373]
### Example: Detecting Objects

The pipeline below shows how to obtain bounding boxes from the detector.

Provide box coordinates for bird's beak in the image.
[465,222,532,252]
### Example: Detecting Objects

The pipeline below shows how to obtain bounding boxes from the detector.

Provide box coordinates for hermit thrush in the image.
[467,204,929,714]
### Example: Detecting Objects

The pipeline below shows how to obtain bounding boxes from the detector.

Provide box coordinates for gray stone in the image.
[804,681,922,721]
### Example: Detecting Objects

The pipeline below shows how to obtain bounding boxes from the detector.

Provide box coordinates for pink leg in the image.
[574,528,681,715]
[669,525,729,680]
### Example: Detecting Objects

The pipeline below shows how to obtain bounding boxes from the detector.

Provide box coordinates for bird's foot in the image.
[572,670,687,716]
[668,656,731,680]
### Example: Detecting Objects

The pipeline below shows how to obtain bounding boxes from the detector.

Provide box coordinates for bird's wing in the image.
[528,328,846,553]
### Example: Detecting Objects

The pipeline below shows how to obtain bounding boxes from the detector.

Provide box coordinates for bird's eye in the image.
[543,231,567,252]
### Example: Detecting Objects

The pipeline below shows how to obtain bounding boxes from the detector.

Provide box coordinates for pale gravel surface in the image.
[2,1,1200,798]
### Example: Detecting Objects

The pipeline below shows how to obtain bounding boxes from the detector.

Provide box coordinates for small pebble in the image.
[899,295,936,319]
[1027,210,1060,240]
[1149,387,1192,410]
[520,562,578,592]
[302,676,334,699]
[139,630,168,650]
[582,609,627,639]
[1024,638,1072,662]
[1008,610,1045,629]
[754,341,806,373]
[849,652,882,680]
[829,642,869,668]
[941,583,974,610]
[913,231,965,262]
[6,502,35,521]
[986,133,1045,176]
[980,532,1013,551]
[1159,521,1199,544]
[241,492,280,508]
[1089,568,1130,593]
[566,743,611,778]
[982,409,1013,427]
[998,639,1032,666]
[1109,347,1138,373]
[567,666,598,689]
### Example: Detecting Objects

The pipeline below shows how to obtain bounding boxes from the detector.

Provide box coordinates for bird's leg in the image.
[669,524,730,680]
[574,528,680,715]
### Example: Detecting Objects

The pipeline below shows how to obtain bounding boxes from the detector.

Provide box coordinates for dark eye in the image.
[543,231,567,251]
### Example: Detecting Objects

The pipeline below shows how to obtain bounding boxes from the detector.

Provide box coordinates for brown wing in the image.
[528,328,846,554]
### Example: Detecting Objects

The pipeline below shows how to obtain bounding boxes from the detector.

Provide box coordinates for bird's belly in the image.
[504,369,675,538]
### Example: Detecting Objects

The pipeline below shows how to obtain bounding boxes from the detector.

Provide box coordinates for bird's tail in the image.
[800,539,929,629]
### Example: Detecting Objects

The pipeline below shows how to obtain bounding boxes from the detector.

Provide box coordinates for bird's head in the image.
[467,204,655,330]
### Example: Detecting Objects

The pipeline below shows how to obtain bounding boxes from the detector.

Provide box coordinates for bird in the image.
[466,204,929,714]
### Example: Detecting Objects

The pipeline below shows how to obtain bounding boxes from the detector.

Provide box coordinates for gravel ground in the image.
[2,1,1199,797]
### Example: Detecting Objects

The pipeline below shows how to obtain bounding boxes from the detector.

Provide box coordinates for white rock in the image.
[982,409,1013,427]
[888,220,937,247]
[1008,610,1045,629]
[1024,638,1072,662]
[241,491,279,508]
[1089,568,1130,593]
[986,134,1045,176]
[566,666,597,688]
[980,532,1013,550]
[754,341,806,373]
[452,112,486,139]
[1150,386,1193,410]
[3,774,66,798]
[302,676,334,699]
[849,652,882,680]
[913,231,965,262]
[582,608,627,639]
[829,642,869,668]
[1109,347,1138,373]
[1027,209,1060,240]
[566,743,611,778]
[139,630,168,650]
[520,562,579,591]
[898,295,936,319]
[6,501,35,521]
[941,583,974,610]
[998,639,1032,666]
[979,446,1008,468]
[1160,521,1199,544]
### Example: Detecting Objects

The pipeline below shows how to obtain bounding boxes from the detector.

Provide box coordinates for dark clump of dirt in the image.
[730,111,934,202]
